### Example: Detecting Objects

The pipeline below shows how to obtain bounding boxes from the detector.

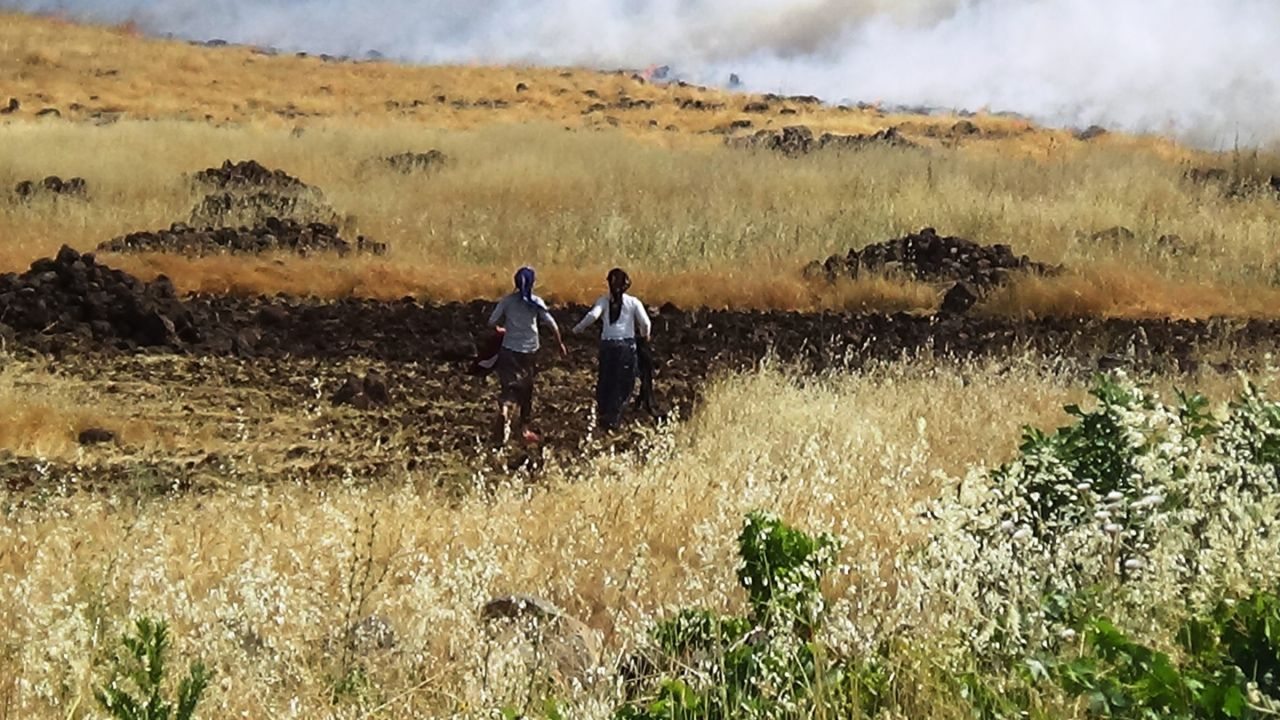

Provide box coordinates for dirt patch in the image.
[98,218,386,257]
[1,291,1271,491]
[726,125,913,156]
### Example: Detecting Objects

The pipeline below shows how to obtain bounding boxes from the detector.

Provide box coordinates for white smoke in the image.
[5,0,1278,146]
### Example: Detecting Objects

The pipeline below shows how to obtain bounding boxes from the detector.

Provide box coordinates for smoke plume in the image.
[5,0,1278,146]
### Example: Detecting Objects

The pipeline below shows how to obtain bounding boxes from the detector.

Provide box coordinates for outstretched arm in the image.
[572,297,606,334]
[540,307,567,356]
[487,296,507,327]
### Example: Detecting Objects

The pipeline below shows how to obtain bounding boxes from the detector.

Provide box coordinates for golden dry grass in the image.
[0,360,1082,718]
[1,119,1278,316]
[3,12,1278,318]
[6,11,1280,719]
[0,360,158,459]
[0,358,1268,718]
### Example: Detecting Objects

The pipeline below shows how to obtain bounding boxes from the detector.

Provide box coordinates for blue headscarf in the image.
[514,266,539,309]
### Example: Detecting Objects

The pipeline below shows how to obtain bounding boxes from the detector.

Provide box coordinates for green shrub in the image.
[1044,588,1280,718]
[94,617,211,720]
[615,511,885,720]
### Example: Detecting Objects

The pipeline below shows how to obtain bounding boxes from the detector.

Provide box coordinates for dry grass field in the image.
[5,10,1280,720]
[2,118,1280,318]
[2,358,1269,719]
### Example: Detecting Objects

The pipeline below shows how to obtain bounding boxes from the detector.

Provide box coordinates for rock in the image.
[940,281,981,315]
[256,306,290,327]
[808,228,1058,288]
[13,175,88,201]
[742,101,770,113]
[78,428,117,445]
[951,120,981,136]
[1155,234,1191,256]
[1097,353,1127,371]
[331,372,392,408]
[1090,226,1135,245]
[331,375,365,406]
[98,217,382,257]
[515,82,528,92]
[0,247,210,350]
[187,190,336,229]
[36,108,60,118]
[232,328,259,357]
[0,98,18,114]
[480,595,602,688]
[383,150,448,173]
[183,159,332,228]
[676,98,724,111]
[727,124,913,156]
[363,371,391,405]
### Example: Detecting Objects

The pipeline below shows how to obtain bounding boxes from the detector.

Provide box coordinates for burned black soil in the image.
[2,250,1276,493]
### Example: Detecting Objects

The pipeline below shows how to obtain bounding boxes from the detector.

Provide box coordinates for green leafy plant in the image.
[616,511,886,720]
[1044,587,1280,718]
[94,617,211,720]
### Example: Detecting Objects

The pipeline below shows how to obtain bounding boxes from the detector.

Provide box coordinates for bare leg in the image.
[493,401,515,447]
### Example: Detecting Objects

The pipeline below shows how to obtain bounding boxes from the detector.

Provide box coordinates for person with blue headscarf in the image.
[487,266,565,444]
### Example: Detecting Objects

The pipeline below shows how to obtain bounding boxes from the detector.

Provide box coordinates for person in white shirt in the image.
[572,268,651,431]
[488,266,565,445]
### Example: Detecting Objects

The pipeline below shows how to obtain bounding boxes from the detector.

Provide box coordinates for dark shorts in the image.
[495,347,537,404]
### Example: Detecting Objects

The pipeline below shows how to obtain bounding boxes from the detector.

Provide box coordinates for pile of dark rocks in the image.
[383,150,449,173]
[804,228,1059,314]
[1184,166,1280,199]
[188,191,337,228]
[188,159,335,227]
[98,218,386,257]
[193,159,311,193]
[13,175,88,201]
[726,125,914,156]
[0,246,201,349]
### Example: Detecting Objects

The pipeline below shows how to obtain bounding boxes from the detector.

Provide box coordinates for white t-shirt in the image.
[573,294,651,341]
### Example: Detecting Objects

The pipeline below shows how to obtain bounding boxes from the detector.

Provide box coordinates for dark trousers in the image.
[597,339,637,430]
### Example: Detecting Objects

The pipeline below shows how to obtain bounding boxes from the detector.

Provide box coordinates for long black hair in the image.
[607,267,630,324]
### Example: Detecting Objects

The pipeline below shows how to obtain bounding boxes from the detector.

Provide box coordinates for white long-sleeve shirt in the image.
[573,294,651,340]
[489,292,559,353]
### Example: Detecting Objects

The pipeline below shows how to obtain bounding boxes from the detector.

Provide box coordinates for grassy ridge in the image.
[3,120,1280,315]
